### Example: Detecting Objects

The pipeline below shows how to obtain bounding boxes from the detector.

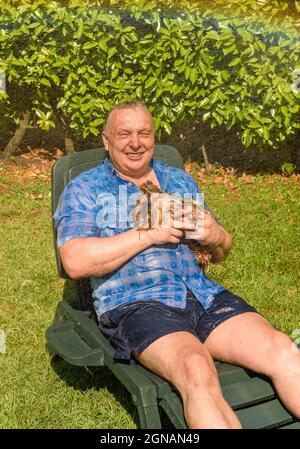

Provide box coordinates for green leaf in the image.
[136,86,143,98]
[184,66,191,81]
[237,29,253,43]
[40,78,51,87]
[145,77,157,89]
[82,41,98,50]
[206,31,220,40]
[242,129,253,148]
[199,98,210,108]
[228,58,241,67]
[89,118,104,127]
[223,44,237,56]
[281,162,296,175]
[79,84,87,95]
[262,127,270,140]
[74,22,84,40]
[99,41,108,53]
[108,47,117,58]
[111,68,119,79]
[50,74,60,86]
[153,116,161,130]
[35,110,45,119]
[88,79,96,89]
[212,112,223,125]
[162,121,172,134]
[189,68,198,85]
[83,129,89,138]
[248,121,260,128]
[90,127,99,136]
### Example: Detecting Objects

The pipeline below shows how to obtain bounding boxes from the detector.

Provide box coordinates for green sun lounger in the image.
[46,145,300,429]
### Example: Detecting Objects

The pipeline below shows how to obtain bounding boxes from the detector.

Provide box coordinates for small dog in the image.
[134,180,211,270]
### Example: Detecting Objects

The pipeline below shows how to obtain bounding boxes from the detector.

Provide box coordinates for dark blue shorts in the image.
[98,290,258,364]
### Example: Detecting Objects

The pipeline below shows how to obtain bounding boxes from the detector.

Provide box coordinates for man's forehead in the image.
[108,107,153,130]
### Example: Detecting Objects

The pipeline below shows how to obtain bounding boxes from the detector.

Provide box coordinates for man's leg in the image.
[137,331,242,429]
[204,312,300,418]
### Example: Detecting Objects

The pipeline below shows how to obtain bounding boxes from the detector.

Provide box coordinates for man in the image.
[54,101,300,429]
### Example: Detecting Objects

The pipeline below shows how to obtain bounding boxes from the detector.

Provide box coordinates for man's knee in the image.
[176,351,220,395]
[265,330,300,378]
[138,332,221,397]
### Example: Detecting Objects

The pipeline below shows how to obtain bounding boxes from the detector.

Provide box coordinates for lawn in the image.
[0,161,299,428]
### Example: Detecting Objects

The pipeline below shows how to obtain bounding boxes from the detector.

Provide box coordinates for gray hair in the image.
[103,101,154,132]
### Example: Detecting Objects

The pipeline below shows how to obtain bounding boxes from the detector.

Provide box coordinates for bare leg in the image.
[204,312,300,418]
[137,331,242,429]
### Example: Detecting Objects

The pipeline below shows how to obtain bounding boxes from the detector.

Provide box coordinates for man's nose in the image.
[129,134,141,149]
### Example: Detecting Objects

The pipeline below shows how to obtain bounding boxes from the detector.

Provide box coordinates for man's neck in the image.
[116,167,160,188]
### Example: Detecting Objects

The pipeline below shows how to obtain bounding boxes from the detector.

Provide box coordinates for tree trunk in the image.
[290,140,300,169]
[198,121,211,175]
[200,142,211,175]
[1,111,31,162]
[64,128,74,154]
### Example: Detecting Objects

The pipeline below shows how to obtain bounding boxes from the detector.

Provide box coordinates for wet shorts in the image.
[98,289,258,364]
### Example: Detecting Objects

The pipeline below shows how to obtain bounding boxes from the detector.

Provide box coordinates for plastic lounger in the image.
[46,145,300,429]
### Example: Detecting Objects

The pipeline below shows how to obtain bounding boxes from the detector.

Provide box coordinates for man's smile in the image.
[125,152,145,160]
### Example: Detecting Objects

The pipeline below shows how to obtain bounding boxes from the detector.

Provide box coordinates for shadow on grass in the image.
[50,356,175,428]
[50,357,140,428]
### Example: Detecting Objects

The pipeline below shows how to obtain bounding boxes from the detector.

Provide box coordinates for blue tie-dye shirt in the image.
[53,156,225,319]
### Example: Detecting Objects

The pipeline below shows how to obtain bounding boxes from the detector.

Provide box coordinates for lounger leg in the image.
[135,400,162,429]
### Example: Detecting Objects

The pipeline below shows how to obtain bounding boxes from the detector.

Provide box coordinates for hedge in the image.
[0,0,299,157]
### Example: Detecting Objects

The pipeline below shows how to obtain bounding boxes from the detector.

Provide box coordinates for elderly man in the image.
[54,101,300,429]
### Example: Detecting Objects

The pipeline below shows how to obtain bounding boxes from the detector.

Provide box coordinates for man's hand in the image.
[143,227,184,245]
[191,210,222,247]
[134,191,198,231]
[189,210,232,263]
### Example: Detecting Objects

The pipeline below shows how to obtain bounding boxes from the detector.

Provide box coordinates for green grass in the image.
[202,174,300,333]
[0,171,299,428]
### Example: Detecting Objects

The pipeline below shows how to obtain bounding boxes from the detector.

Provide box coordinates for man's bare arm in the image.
[59,227,184,279]
[205,225,232,263]
[194,211,233,263]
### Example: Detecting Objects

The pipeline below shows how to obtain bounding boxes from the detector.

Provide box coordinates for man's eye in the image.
[140,132,150,137]
[118,134,130,138]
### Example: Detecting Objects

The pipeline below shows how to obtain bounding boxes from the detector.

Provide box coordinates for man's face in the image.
[102,107,155,178]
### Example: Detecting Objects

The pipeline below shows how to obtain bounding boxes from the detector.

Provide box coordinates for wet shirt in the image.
[53,156,225,319]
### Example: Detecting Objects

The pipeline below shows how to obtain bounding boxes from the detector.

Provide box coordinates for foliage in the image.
[281,162,296,176]
[0,0,300,149]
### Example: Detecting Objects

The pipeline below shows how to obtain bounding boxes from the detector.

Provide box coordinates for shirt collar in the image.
[103,155,169,191]
[103,155,117,179]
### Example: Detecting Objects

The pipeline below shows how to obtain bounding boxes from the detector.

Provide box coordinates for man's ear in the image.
[102,131,109,151]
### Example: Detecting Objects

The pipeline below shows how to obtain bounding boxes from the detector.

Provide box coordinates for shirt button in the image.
[182,277,186,282]
[176,251,180,256]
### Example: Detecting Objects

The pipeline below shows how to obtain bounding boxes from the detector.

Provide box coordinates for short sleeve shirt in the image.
[53,156,225,319]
